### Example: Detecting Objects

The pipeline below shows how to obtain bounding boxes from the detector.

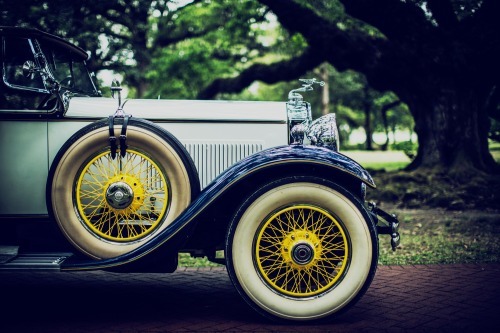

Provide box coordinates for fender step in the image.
[0,247,72,271]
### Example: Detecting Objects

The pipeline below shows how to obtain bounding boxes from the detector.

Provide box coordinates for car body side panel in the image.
[51,98,288,187]
[0,98,288,216]
[47,121,287,188]
[0,121,48,214]
[61,145,374,271]
[47,121,92,164]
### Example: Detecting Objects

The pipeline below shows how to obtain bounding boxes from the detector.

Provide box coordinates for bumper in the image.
[368,202,401,251]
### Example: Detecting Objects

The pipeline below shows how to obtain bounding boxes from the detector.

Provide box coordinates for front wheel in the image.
[226,177,378,322]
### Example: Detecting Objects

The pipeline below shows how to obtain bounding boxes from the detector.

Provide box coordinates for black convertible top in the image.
[0,26,89,60]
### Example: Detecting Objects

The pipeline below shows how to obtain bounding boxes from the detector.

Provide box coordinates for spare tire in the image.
[47,118,200,259]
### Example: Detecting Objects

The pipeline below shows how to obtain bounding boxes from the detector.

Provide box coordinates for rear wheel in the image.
[226,177,377,322]
[48,118,199,259]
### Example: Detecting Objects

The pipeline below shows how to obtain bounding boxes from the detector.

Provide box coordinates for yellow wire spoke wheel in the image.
[255,205,349,297]
[227,179,377,322]
[75,149,169,242]
[49,119,196,259]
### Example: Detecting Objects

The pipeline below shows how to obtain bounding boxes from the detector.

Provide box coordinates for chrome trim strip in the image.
[0,115,287,124]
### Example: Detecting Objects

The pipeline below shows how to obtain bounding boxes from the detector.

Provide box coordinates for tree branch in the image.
[381,100,402,113]
[200,0,451,99]
[87,2,131,28]
[257,0,338,47]
[155,23,221,47]
[155,0,233,47]
[197,48,323,99]
[258,0,403,92]
[338,0,434,42]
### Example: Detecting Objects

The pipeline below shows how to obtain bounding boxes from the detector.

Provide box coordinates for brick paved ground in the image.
[0,264,499,332]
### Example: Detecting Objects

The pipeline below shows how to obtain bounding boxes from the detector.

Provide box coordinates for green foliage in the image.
[3,0,274,97]
[146,0,278,99]
[310,66,413,148]
[222,81,293,102]
[147,39,230,99]
[295,0,384,38]
[178,253,221,267]
[378,208,500,265]
[391,141,417,159]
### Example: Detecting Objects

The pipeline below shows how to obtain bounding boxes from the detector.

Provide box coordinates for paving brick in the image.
[0,264,499,332]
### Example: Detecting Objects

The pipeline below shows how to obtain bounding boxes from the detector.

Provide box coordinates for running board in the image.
[0,245,18,264]
[0,248,72,271]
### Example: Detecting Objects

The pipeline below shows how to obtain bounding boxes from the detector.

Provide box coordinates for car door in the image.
[0,35,49,215]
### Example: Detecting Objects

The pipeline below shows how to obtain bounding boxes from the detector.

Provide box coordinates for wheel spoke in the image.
[75,149,169,242]
[255,205,349,297]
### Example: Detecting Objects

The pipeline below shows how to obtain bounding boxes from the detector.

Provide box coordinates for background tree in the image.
[145,1,272,99]
[2,0,497,174]
[1,0,270,97]
[314,66,409,151]
[199,0,500,175]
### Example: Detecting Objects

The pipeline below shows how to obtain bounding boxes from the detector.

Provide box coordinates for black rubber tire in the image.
[47,118,200,259]
[226,176,378,322]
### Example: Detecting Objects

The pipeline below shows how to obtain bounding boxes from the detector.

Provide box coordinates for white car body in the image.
[0,98,287,215]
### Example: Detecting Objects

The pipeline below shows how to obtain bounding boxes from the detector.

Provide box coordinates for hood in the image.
[65,97,287,123]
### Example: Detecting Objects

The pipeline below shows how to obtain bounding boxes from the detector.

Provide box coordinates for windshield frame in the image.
[40,39,99,97]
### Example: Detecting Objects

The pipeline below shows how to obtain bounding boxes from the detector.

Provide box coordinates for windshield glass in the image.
[3,37,46,91]
[40,41,98,96]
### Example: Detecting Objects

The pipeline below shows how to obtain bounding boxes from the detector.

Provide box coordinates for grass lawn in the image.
[492,150,500,162]
[378,206,500,265]
[342,150,411,171]
[342,146,500,170]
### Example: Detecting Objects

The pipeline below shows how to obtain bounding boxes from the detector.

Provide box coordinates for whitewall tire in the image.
[48,118,199,259]
[226,177,377,322]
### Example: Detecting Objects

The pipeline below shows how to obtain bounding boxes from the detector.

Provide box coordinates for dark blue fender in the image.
[61,145,374,271]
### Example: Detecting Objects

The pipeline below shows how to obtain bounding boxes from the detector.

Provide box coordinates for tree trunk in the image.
[363,85,373,150]
[380,100,401,151]
[406,88,498,176]
[381,110,389,151]
[136,81,149,99]
[320,64,330,116]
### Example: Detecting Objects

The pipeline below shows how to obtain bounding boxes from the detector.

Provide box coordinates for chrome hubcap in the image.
[292,242,315,265]
[105,182,134,209]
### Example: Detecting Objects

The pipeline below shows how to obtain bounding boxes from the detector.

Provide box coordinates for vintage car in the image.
[0,27,399,322]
